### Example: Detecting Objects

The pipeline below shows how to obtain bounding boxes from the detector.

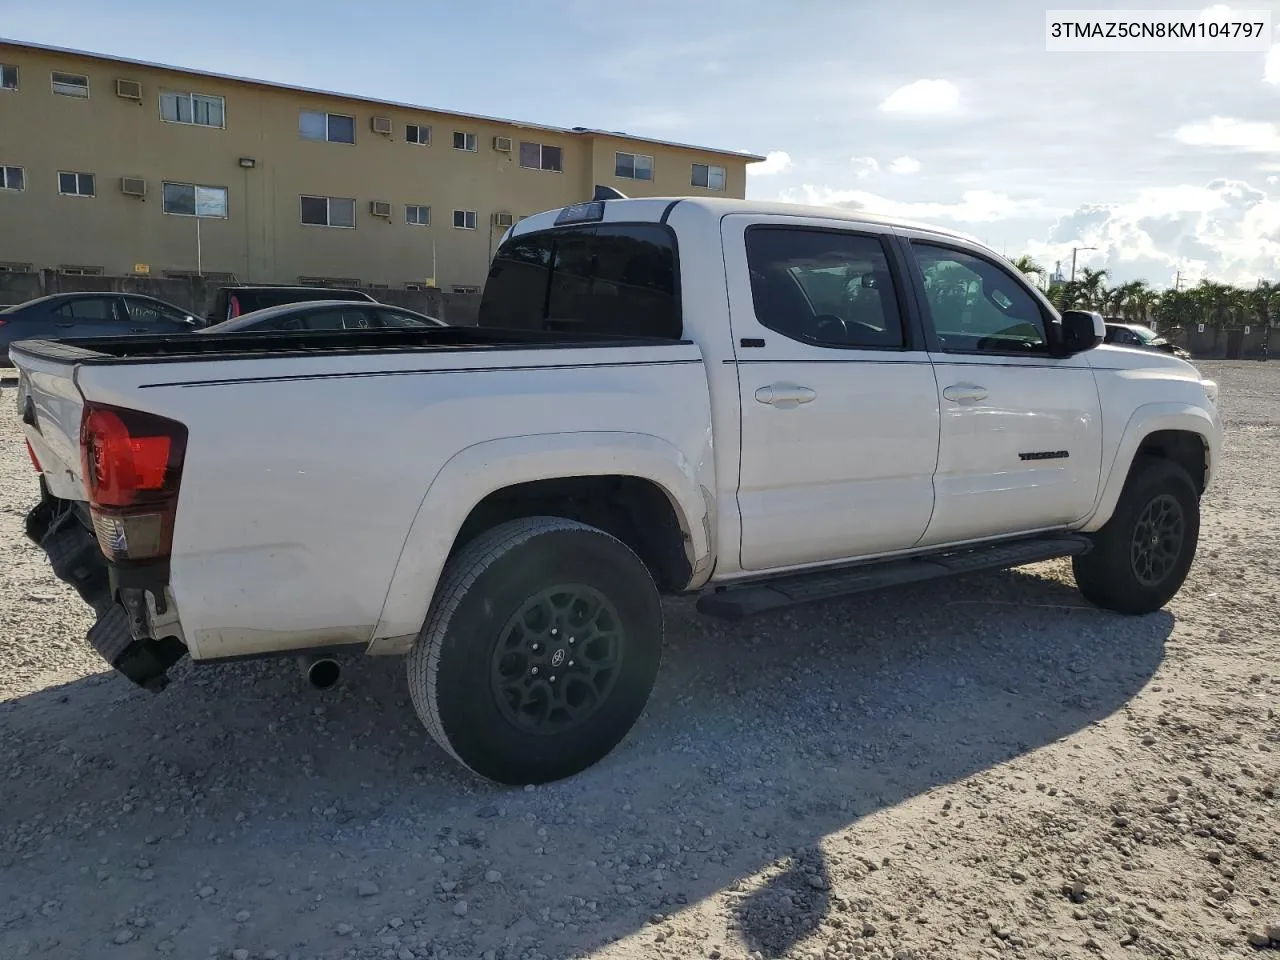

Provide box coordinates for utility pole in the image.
[1070,245,1097,283]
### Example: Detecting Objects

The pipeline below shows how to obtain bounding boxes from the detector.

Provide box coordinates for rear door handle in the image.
[131,327,147,333]
[55,322,74,328]
[755,383,816,409]
[942,383,988,404]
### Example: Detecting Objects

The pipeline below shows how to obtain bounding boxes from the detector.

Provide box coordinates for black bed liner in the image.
[9,326,690,366]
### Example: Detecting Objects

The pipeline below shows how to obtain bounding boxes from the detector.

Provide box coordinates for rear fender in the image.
[369,431,713,653]
[1080,402,1219,532]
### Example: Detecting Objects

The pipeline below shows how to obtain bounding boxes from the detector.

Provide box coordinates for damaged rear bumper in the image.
[26,488,187,691]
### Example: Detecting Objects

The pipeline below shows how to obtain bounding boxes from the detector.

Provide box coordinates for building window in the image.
[1,65,18,91]
[300,110,355,144]
[58,265,104,276]
[300,195,356,228]
[519,141,563,172]
[691,163,726,191]
[452,209,477,230]
[406,124,431,145]
[299,275,361,288]
[162,182,229,218]
[51,72,88,98]
[615,152,654,181]
[0,261,34,272]
[406,204,431,226]
[452,131,477,152]
[58,171,95,197]
[451,285,480,295]
[0,166,23,191]
[165,270,235,282]
[160,90,225,128]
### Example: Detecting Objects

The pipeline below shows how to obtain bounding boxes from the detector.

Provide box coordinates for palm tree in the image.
[1076,267,1109,310]
[1129,283,1160,327]
[1007,255,1046,289]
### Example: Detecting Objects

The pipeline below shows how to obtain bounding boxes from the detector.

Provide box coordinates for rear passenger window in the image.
[478,224,680,338]
[744,228,905,349]
[55,297,114,320]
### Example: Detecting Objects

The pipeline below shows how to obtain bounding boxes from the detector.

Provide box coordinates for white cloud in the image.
[748,150,793,176]
[1173,116,1280,152]
[850,156,880,179]
[1265,43,1280,83]
[878,79,960,116]
[888,155,922,175]
[779,184,1044,224]
[1023,178,1280,286]
[1270,175,1280,184]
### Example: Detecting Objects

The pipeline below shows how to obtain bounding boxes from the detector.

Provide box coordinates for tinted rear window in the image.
[477,223,681,338]
[241,289,367,310]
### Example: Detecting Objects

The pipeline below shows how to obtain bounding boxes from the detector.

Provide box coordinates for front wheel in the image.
[1073,458,1200,615]
[407,517,663,785]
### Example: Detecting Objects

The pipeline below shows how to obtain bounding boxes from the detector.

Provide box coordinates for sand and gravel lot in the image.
[0,360,1276,960]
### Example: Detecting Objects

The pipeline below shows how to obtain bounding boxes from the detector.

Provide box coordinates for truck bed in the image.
[12,327,711,666]
[9,325,688,365]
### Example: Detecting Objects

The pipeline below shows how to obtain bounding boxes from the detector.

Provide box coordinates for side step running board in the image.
[696,534,1091,620]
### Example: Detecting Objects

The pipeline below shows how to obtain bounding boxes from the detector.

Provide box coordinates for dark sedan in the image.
[1,292,199,366]
[1103,322,1192,360]
[200,300,444,333]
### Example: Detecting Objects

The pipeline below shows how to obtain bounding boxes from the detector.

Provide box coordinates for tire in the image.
[1072,457,1200,615]
[407,517,663,785]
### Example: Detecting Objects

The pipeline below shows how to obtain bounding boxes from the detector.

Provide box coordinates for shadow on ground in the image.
[0,564,1170,960]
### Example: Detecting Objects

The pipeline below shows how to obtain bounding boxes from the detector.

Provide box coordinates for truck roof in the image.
[512,196,989,252]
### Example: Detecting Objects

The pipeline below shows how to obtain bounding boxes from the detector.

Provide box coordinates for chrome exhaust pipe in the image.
[299,655,341,690]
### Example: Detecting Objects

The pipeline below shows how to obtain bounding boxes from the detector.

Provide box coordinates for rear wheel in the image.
[1073,458,1200,615]
[407,517,662,785]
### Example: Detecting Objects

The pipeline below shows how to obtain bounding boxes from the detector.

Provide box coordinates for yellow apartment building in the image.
[0,40,761,291]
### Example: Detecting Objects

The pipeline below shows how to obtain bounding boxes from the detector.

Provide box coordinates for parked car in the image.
[13,195,1222,786]
[205,285,377,324]
[1104,321,1191,360]
[0,292,199,366]
[201,300,444,333]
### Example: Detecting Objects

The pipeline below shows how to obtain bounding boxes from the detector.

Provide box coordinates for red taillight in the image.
[26,439,41,472]
[229,295,241,319]
[79,404,187,562]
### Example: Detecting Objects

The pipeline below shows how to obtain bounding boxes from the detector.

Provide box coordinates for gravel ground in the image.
[0,361,1276,960]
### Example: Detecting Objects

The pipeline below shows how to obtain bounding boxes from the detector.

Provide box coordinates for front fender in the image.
[1080,401,1220,533]
[368,431,714,653]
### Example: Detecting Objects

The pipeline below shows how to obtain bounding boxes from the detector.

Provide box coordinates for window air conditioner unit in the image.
[120,177,147,197]
[371,116,392,135]
[369,200,392,218]
[493,136,512,152]
[115,78,143,100]
[493,211,514,228]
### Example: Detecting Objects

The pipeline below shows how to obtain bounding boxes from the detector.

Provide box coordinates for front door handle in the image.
[755,383,816,409]
[54,322,74,328]
[131,327,148,333]
[942,383,988,404]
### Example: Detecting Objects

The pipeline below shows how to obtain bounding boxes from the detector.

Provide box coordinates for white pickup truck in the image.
[11,196,1222,785]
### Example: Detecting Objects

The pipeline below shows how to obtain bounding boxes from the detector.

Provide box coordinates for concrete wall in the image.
[0,42,755,291]
[0,271,481,325]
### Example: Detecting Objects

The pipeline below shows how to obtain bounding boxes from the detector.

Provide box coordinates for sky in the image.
[6,0,1279,287]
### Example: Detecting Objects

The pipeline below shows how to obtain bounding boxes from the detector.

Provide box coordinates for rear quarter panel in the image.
[73,343,712,660]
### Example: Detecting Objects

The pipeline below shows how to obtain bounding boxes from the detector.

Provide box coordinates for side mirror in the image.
[1049,309,1104,358]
